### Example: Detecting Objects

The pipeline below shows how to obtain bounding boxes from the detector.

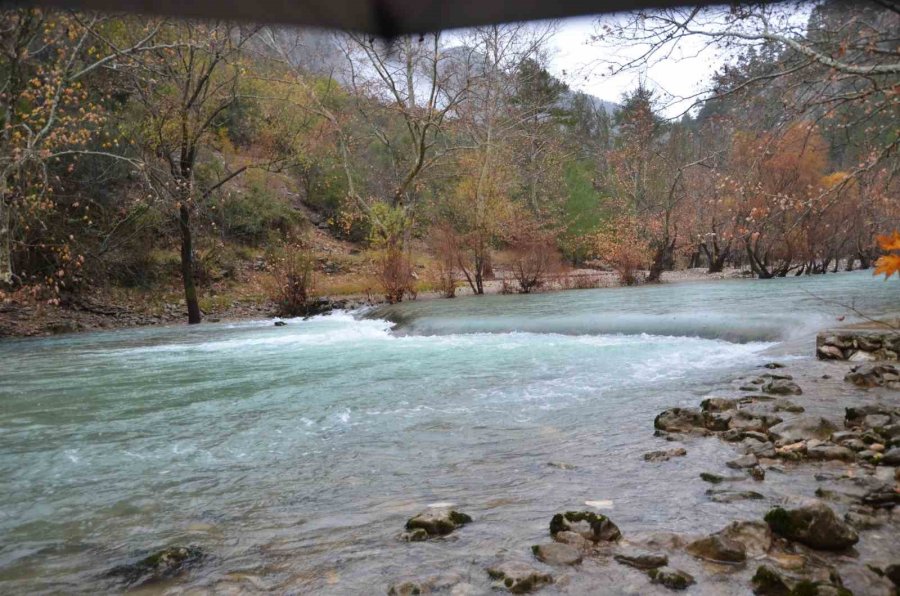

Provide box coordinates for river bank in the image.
[0,267,749,339]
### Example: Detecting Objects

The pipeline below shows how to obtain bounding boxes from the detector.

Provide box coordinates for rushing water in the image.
[0,272,897,594]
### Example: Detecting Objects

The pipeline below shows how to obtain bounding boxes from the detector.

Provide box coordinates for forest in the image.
[0,1,897,325]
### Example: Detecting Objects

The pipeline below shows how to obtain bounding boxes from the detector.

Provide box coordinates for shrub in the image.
[220,182,301,245]
[267,244,316,317]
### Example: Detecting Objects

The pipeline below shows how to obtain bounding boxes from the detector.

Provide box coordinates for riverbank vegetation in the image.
[0,2,897,324]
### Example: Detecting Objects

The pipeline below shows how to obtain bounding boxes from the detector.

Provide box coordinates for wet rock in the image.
[718,520,772,557]
[405,509,472,538]
[613,550,668,570]
[830,430,861,444]
[750,466,766,481]
[764,362,786,369]
[839,564,895,596]
[860,483,900,508]
[686,534,747,563]
[486,562,552,594]
[654,408,704,433]
[106,545,204,587]
[727,454,759,469]
[549,511,621,543]
[700,472,744,484]
[701,397,737,413]
[763,379,802,396]
[751,565,850,596]
[764,502,859,550]
[773,399,805,414]
[769,417,839,445]
[647,567,695,590]
[743,438,777,459]
[387,575,466,596]
[706,489,765,503]
[882,447,900,465]
[885,563,900,588]
[531,543,582,566]
[643,447,687,462]
[805,444,855,462]
[273,320,287,326]
[845,364,899,388]
[818,345,845,360]
[401,528,429,542]
[552,531,590,550]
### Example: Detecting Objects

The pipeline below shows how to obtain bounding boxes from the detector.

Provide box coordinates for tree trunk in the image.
[179,203,202,324]
[647,244,667,283]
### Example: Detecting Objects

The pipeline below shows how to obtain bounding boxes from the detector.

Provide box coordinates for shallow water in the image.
[0,271,896,594]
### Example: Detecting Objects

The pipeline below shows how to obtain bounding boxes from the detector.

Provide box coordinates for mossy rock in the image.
[764,503,858,551]
[405,509,473,537]
[751,565,851,596]
[106,545,204,586]
[549,510,621,543]
[647,567,695,590]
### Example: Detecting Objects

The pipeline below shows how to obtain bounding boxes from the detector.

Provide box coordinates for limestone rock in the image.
[686,534,746,563]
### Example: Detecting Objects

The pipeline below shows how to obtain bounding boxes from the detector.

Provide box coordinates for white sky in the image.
[547,15,725,117]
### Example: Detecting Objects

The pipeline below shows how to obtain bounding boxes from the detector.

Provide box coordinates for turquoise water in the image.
[0,271,896,593]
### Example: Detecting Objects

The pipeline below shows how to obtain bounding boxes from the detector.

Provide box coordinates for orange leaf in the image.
[874,254,900,279]
[876,230,900,252]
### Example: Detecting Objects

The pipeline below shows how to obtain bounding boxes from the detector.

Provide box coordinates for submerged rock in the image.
[549,511,621,543]
[718,520,772,557]
[706,489,765,503]
[764,502,859,551]
[686,534,747,563]
[613,550,668,570]
[700,472,744,484]
[486,562,553,594]
[727,454,759,469]
[273,320,287,326]
[531,542,582,566]
[647,567,695,590]
[643,447,687,462]
[768,417,839,445]
[763,379,802,396]
[405,509,472,538]
[106,545,204,587]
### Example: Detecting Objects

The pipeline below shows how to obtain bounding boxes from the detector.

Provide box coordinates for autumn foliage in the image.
[875,232,900,280]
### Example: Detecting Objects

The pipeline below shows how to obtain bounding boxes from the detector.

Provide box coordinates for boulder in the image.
[486,562,552,594]
[764,502,859,550]
[405,509,472,538]
[549,511,621,543]
[647,567,695,591]
[654,408,705,433]
[763,379,803,396]
[686,534,746,563]
[613,550,668,570]
[768,417,839,444]
[106,546,204,587]
[531,543,582,566]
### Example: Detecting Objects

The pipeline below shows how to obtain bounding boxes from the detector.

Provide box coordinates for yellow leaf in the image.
[874,254,900,279]
[876,230,900,252]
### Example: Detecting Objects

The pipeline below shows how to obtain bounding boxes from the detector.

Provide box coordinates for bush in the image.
[220,182,301,245]
[267,244,317,316]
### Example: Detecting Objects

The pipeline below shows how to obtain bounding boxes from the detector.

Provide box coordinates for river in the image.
[0,271,896,594]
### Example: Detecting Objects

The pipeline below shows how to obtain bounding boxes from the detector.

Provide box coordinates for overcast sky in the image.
[546,15,725,117]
